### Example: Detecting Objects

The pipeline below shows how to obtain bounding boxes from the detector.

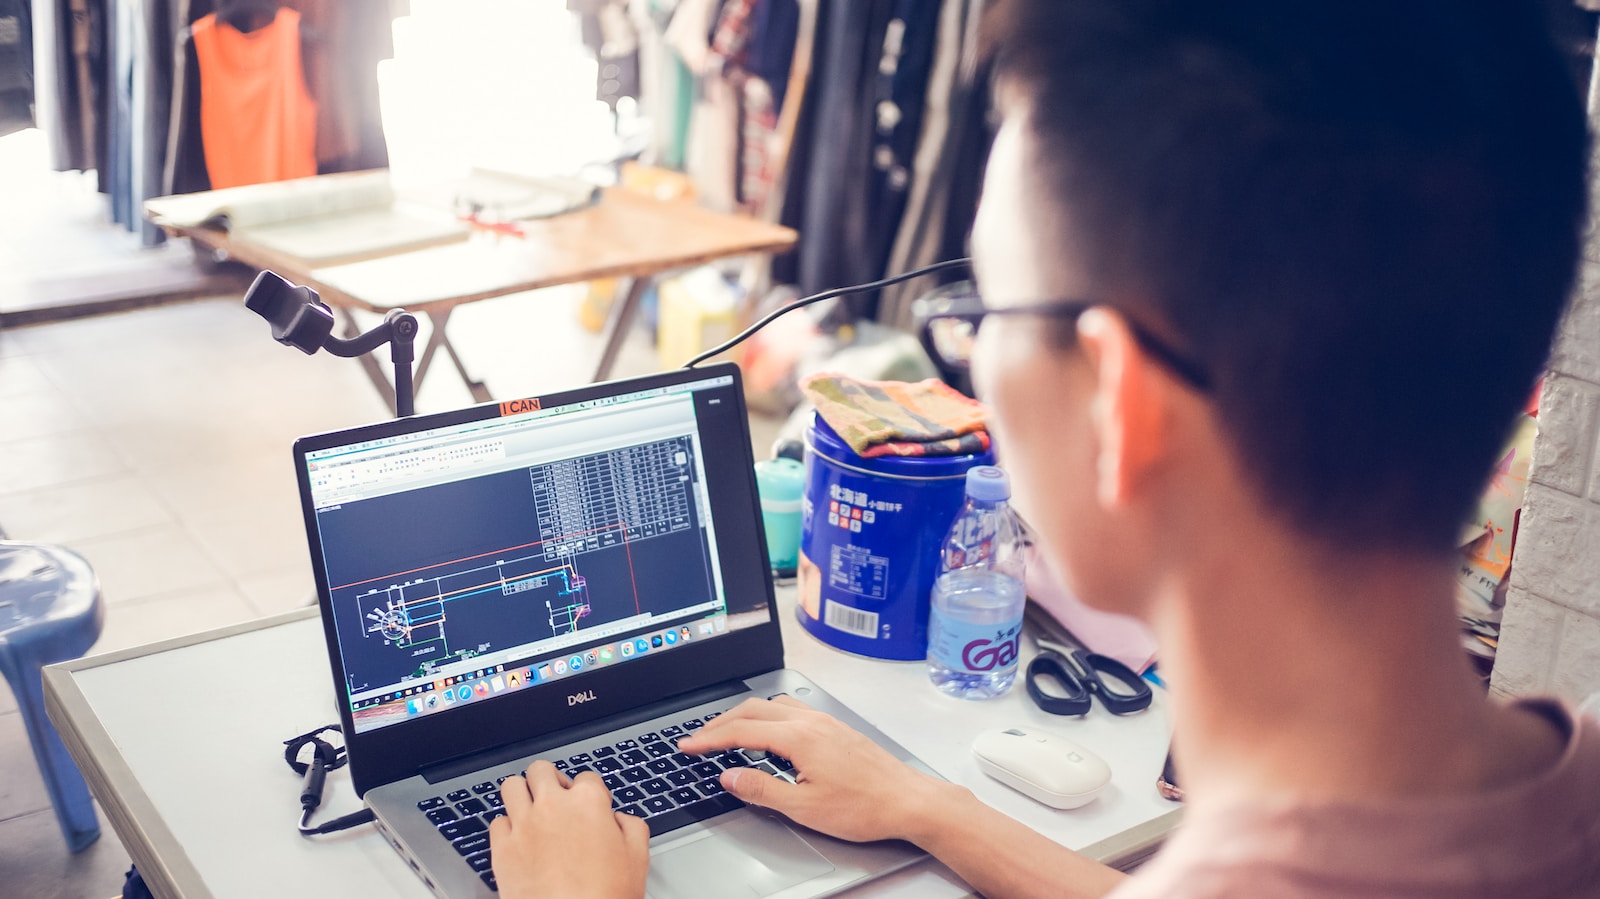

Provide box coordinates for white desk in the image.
[43,590,1180,898]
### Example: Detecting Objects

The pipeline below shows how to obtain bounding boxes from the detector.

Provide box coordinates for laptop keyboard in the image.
[414,710,797,892]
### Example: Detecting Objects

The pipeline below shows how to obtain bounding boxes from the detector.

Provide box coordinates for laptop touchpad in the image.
[647,815,835,899]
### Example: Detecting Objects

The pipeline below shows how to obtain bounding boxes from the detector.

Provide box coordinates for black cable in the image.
[298,807,377,836]
[682,257,972,369]
[283,725,348,775]
[284,725,375,837]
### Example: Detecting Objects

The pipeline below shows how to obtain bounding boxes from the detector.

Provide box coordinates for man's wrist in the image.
[897,776,978,849]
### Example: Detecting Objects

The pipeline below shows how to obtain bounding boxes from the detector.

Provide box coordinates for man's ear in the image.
[1077,308,1168,509]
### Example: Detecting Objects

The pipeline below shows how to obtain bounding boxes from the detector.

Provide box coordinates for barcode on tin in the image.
[824,600,878,639]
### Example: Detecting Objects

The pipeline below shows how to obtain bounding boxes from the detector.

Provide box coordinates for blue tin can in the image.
[796,413,995,660]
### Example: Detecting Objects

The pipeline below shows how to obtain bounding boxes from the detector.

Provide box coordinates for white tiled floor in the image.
[0,290,780,897]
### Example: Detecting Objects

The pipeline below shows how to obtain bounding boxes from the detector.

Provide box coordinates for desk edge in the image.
[42,608,320,899]
[1081,805,1183,872]
[66,607,320,671]
[44,663,213,899]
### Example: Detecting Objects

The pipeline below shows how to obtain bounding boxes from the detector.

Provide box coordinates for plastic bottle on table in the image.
[926,465,1026,700]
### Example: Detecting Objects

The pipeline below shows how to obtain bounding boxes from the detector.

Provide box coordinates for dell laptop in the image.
[293,362,932,899]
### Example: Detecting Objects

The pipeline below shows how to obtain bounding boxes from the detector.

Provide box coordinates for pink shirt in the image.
[1110,700,1600,898]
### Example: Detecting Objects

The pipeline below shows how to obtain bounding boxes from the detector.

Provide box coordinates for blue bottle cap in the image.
[964,465,1010,501]
[754,457,805,502]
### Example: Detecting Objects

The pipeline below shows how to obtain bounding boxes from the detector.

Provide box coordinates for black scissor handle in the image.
[1026,651,1092,716]
[1077,650,1154,715]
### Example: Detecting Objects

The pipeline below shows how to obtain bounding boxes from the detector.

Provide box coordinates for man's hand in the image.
[675,696,948,844]
[490,761,649,899]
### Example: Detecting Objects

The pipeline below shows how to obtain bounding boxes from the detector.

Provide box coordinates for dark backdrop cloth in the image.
[137,0,174,243]
[101,0,174,243]
[931,55,990,274]
[298,0,395,173]
[0,0,37,135]
[33,0,105,173]
[772,0,960,324]
[767,0,814,291]
[104,0,128,222]
[860,0,940,299]
[744,0,796,112]
[790,0,893,313]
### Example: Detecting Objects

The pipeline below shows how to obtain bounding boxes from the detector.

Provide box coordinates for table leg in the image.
[338,308,400,416]
[591,276,651,383]
[341,308,491,414]
[420,309,492,405]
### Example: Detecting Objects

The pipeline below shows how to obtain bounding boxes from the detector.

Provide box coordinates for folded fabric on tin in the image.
[800,372,990,458]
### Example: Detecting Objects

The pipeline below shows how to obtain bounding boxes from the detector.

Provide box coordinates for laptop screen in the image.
[301,373,763,735]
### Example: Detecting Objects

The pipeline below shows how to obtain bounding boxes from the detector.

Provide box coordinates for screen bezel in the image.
[292,363,784,795]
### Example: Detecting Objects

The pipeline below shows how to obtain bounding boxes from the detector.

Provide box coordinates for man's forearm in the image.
[899,780,1128,899]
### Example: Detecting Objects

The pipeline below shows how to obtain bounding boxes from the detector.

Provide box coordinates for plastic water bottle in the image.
[926,466,1026,700]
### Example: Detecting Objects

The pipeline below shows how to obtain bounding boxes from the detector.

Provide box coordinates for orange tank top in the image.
[192,8,318,189]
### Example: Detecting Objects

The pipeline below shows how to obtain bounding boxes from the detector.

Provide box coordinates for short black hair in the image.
[985,0,1589,553]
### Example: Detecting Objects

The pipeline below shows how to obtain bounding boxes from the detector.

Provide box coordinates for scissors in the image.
[1023,603,1153,717]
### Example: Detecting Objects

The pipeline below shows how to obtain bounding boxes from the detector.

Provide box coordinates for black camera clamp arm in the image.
[243,270,421,417]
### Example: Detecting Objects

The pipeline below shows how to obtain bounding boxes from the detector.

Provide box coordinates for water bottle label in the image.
[928,609,1022,674]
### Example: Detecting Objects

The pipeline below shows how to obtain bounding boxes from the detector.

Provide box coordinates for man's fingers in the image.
[615,809,650,854]
[700,697,806,732]
[721,767,797,813]
[569,769,610,803]
[679,718,791,757]
[500,774,533,814]
[683,698,817,752]
[523,759,571,799]
[488,812,513,841]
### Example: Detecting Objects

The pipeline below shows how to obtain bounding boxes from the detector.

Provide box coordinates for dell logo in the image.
[568,690,597,706]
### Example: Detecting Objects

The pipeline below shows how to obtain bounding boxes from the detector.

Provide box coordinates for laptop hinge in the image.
[419,679,751,784]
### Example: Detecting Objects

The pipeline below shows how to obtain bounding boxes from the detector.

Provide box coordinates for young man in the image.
[490,2,1600,896]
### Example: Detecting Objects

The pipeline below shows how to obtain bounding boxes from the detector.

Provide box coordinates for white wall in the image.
[1489,50,1600,702]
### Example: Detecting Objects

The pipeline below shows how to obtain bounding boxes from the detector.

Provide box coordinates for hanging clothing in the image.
[106,0,176,244]
[104,0,131,222]
[669,0,799,214]
[879,0,976,328]
[637,0,691,170]
[708,0,770,211]
[744,0,797,113]
[571,0,640,110]
[669,0,735,210]
[168,0,395,196]
[190,5,315,188]
[294,0,391,173]
[791,0,895,311]
[0,0,34,136]
[95,0,183,241]
[31,0,106,172]
[720,0,797,213]
[931,56,991,274]
[860,0,940,293]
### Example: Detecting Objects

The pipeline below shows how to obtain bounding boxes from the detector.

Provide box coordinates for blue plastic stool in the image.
[0,541,105,852]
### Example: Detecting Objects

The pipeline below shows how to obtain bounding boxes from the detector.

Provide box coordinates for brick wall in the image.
[1489,56,1600,703]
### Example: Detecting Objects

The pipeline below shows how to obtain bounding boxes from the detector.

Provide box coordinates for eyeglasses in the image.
[913,293,1212,392]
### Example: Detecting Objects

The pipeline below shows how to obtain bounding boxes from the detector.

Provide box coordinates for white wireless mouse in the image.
[972,727,1112,809]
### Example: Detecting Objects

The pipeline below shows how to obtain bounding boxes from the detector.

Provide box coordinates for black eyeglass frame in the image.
[914,294,1212,392]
